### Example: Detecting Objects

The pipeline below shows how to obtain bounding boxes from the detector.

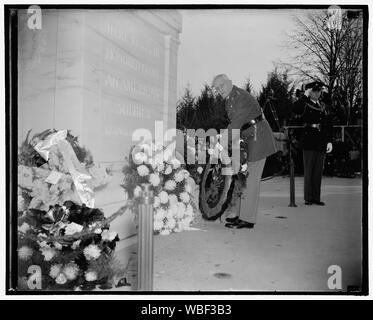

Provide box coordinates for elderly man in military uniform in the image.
[292,81,333,206]
[212,74,277,229]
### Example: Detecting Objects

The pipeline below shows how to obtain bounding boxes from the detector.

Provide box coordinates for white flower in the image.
[134,186,142,198]
[170,158,181,169]
[101,230,118,241]
[153,220,164,231]
[207,148,215,155]
[185,183,192,194]
[174,171,184,182]
[63,263,79,281]
[133,152,147,164]
[40,247,57,261]
[54,242,63,250]
[164,165,172,175]
[168,194,178,206]
[55,272,68,285]
[149,173,160,187]
[94,228,102,234]
[153,196,160,208]
[160,229,170,236]
[157,162,165,172]
[85,270,98,282]
[159,191,169,204]
[38,241,49,248]
[18,222,30,233]
[137,165,150,177]
[49,264,62,279]
[71,240,81,250]
[179,192,190,204]
[241,163,248,172]
[64,222,84,236]
[168,205,178,217]
[164,180,176,191]
[18,246,33,261]
[83,244,101,260]
[154,208,166,221]
[166,217,176,230]
[197,166,203,174]
[166,208,175,219]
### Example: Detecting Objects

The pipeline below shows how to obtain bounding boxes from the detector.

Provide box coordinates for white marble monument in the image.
[18,9,182,240]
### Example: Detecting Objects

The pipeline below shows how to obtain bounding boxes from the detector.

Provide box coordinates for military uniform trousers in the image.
[231,158,266,224]
[303,150,326,202]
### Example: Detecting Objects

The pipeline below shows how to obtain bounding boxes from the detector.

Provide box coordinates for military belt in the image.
[241,114,264,131]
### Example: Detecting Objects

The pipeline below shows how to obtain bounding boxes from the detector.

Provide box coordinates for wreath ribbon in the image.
[33,130,95,208]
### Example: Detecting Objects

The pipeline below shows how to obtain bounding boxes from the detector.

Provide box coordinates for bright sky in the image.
[177,9,304,98]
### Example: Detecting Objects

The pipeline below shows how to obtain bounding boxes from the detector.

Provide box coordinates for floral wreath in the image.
[17,129,126,291]
[122,141,197,235]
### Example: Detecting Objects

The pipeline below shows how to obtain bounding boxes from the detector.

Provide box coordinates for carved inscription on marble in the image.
[106,23,161,60]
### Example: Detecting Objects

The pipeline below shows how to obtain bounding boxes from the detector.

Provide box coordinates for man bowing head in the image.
[212,74,277,229]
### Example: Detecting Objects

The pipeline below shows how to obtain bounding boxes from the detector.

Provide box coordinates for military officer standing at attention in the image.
[212,74,277,229]
[292,81,333,206]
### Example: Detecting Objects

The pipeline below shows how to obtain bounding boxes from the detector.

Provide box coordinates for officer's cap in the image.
[305,81,324,91]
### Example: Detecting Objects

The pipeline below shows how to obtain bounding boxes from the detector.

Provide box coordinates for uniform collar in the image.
[226,85,237,101]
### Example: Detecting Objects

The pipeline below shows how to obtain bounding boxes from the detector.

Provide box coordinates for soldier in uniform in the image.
[212,74,277,229]
[292,81,333,205]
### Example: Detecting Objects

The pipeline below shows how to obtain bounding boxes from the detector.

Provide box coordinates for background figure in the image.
[292,81,333,205]
[212,74,277,229]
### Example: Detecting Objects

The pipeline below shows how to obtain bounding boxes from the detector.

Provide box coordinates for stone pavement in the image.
[151,176,363,292]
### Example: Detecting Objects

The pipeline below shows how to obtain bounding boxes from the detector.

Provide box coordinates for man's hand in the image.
[326,142,333,153]
[304,88,312,97]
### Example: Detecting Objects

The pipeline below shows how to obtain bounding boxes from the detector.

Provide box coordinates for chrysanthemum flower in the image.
[55,272,67,285]
[149,173,160,187]
[101,230,118,241]
[137,165,149,177]
[164,180,176,191]
[153,196,160,208]
[153,220,164,231]
[83,244,101,260]
[179,192,190,204]
[159,191,169,204]
[85,270,98,282]
[63,262,80,281]
[174,171,184,183]
[18,246,33,261]
[18,222,30,233]
[168,194,178,206]
[49,264,62,279]
[40,247,57,261]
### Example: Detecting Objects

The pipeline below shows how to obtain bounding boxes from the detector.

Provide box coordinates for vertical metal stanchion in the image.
[137,183,154,291]
[288,128,297,207]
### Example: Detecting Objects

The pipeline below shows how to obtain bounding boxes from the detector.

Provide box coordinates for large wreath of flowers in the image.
[18,129,111,212]
[17,202,123,291]
[122,142,197,235]
[17,129,126,291]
